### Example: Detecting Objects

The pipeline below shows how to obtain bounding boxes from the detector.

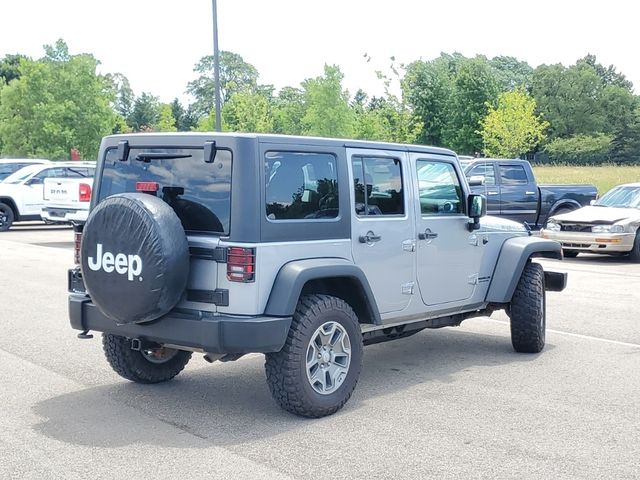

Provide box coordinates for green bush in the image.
[542,133,613,165]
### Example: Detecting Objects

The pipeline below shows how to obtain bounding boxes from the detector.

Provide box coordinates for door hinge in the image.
[467,274,479,285]
[401,282,415,295]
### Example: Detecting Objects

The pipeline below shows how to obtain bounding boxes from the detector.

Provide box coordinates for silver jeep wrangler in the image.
[68,133,567,418]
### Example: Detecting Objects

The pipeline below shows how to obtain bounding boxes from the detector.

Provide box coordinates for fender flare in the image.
[264,258,381,324]
[485,236,562,304]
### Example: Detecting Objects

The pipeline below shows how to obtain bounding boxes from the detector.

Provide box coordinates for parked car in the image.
[41,172,95,225]
[0,162,95,231]
[464,158,598,229]
[541,183,640,260]
[68,133,567,418]
[0,159,50,181]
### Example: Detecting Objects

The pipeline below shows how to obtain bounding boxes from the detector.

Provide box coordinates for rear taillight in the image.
[227,247,255,282]
[79,183,92,202]
[74,231,82,264]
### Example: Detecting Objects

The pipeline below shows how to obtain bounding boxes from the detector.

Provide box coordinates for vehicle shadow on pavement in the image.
[32,326,551,449]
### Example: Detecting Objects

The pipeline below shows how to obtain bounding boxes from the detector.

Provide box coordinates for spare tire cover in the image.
[81,192,189,325]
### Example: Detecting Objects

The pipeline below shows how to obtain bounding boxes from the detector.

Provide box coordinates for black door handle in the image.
[418,229,438,240]
[359,231,382,243]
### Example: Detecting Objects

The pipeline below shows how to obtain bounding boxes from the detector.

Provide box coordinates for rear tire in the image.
[265,294,363,418]
[629,232,640,263]
[563,249,579,258]
[510,262,546,353]
[102,333,192,384]
[0,203,14,232]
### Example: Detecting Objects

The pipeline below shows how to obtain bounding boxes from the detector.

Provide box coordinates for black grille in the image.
[560,224,592,232]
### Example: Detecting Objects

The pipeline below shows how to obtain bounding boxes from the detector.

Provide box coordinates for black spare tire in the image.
[81,193,189,325]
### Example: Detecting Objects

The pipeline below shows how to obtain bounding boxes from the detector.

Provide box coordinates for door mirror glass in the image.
[25,177,43,186]
[467,194,486,231]
[468,175,485,187]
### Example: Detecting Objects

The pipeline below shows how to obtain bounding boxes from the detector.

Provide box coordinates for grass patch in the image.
[532,165,640,195]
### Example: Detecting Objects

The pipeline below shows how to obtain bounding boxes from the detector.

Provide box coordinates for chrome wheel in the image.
[306,321,351,395]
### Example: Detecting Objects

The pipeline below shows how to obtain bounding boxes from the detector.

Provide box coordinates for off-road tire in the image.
[265,294,363,418]
[102,333,192,384]
[563,249,579,258]
[0,203,14,232]
[510,262,546,353]
[629,232,640,263]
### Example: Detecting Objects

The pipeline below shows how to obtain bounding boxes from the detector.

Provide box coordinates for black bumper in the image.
[544,271,568,292]
[69,295,292,354]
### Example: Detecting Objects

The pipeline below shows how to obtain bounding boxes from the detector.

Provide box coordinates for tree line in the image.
[1,39,638,163]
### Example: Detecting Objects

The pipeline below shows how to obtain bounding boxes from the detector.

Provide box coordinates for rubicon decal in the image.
[87,243,143,281]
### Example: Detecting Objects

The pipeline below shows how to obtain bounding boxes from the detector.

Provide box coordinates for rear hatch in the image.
[95,145,233,312]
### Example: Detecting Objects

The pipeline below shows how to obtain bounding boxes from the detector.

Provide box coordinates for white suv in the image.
[0,162,95,231]
[0,159,51,181]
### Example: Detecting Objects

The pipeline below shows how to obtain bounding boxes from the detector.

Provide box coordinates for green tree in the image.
[156,104,177,132]
[0,54,30,84]
[105,72,134,119]
[186,51,259,119]
[489,55,533,91]
[128,92,160,131]
[271,86,305,135]
[444,57,499,154]
[479,89,548,157]
[0,39,114,159]
[301,65,354,138]
[221,92,273,132]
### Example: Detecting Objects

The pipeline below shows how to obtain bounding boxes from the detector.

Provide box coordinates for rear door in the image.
[466,162,500,215]
[497,163,538,224]
[348,148,415,316]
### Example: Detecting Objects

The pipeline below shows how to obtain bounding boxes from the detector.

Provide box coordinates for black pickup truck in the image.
[464,159,598,228]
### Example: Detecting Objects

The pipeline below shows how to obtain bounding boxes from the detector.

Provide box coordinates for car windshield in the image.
[595,186,640,209]
[2,165,40,184]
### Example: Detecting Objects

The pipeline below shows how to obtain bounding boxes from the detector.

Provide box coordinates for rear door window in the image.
[499,164,529,184]
[99,148,232,234]
[352,156,404,216]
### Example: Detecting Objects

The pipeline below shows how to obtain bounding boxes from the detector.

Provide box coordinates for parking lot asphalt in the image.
[1,226,639,479]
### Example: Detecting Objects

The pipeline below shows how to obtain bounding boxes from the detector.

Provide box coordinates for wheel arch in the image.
[0,197,19,219]
[549,199,581,216]
[264,258,382,325]
[485,236,562,304]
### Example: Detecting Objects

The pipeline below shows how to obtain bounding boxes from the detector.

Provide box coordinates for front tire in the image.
[265,294,363,418]
[629,232,640,263]
[510,262,546,353]
[102,333,192,384]
[0,203,14,232]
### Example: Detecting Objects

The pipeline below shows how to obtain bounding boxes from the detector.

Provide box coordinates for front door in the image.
[412,154,483,306]
[348,149,415,315]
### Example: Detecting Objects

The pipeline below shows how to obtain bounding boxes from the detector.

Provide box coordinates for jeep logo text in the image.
[87,243,142,281]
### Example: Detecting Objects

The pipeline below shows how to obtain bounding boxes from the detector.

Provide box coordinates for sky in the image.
[1,0,638,104]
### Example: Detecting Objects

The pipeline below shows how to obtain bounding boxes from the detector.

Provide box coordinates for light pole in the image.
[212,0,221,132]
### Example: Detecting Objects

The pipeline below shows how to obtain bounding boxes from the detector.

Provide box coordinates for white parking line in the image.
[483,318,640,349]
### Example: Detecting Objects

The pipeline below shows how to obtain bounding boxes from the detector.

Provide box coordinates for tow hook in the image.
[77,330,93,339]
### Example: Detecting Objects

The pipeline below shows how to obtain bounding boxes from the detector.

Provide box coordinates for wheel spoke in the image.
[305,321,352,395]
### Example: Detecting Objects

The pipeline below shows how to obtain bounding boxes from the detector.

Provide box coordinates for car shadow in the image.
[561,254,632,266]
[32,325,552,449]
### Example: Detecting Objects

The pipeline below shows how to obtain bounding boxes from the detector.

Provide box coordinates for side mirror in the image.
[25,177,43,186]
[468,175,485,187]
[589,199,597,206]
[467,194,487,231]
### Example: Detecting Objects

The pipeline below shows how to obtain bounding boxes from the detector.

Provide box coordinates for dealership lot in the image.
[1,227,639,479]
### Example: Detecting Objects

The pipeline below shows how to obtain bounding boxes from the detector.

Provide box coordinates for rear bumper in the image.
[42,207,88,223]
[69,295,292,354]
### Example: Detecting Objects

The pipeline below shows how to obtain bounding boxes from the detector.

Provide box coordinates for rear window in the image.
[98,147,232,234]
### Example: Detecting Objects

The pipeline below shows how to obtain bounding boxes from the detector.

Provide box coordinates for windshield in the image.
[596,186,640,209]
[2,165,41,184]
[98,147,232,234]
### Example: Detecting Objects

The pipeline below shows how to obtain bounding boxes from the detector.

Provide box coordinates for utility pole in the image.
[212,0,221,131]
